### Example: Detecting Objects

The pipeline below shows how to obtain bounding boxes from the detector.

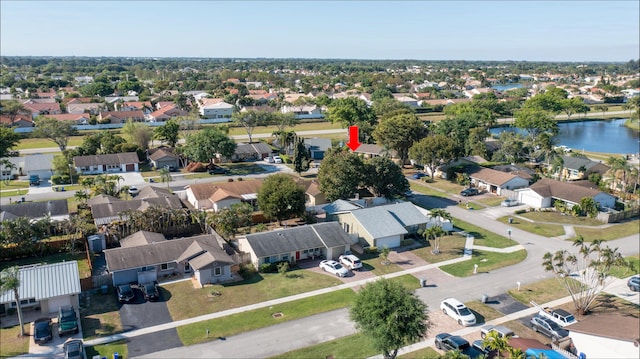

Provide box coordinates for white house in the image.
[568,314,640,359]
[198,98,234,121]
[516,178,616,209]
[468,167,530,195]
[73,152,140,175]
[281,105,324,119]
[185,179,262,211]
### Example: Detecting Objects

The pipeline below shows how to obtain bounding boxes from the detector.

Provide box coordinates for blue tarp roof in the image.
[526,349,567,359]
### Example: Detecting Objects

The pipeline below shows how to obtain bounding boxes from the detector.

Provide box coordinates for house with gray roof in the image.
[0,153,55,181]
[237,222,352,269]
[516,178,616,210]
[550,156,610,181]
[73,152,140,175]
[225,142,273,162]
[333,201,428,248]
[0,261,81,315]
[104,232,235,287]
[0,199,69,222]
[304,138,332,160]
[147,147,180,170]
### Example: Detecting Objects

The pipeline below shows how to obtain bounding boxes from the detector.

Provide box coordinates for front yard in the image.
[453,219,518,248]
[574,219,639,241]
[411,235,467,263]
[0,324,30,358]
[497,215,566,237]
[80,290,123,340]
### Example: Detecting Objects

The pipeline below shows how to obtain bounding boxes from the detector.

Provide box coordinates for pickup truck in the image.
[531,301,577,327]
[480,324,516,339]
[435,333,482,359]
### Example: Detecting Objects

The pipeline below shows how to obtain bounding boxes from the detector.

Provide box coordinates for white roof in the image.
[0,261,81,303]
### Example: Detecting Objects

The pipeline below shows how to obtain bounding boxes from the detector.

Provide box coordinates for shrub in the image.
[278,261,290,275]
[238,264,255,279]
[514,209,527,214]
[259,263,275,273]
[364,246,379,254]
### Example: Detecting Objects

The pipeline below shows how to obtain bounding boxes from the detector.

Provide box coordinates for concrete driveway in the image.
[27,312,83,359]
[117,172,146,186]
[119,286,182,357]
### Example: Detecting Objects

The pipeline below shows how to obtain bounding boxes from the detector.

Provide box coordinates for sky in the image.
[1,1,638,62]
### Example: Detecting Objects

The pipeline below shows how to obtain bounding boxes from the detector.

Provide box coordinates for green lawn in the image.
[411,235,467,263]
[399,347,441,359]
[16,136,84,150]
[81,289,123,340]
[177,289,356,346]
[421,178,464,194]
[465,301,504,323]
[228,120,342,137]
[476,196,507,207]
[610,254,640,278]
[453,219,518,248]
[0,180,29,190]
[439,249,527,277]
[0,324,30,358]
[507,277,574,305]
[271,333,380,359]
[497,216,565,238]
[516,211,604,226]
[361,253,404,276]
[574,219,640,241]
[0,189,28,198]
[409,182,449,199]
[164,269,343,321]
[0,252,91,278]
[85,340,128,359]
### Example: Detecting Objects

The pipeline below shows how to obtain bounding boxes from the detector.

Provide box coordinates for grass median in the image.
[439,249,527,277]
[497,216,565,238]
[453,219,518,248]
[574,219,639,241]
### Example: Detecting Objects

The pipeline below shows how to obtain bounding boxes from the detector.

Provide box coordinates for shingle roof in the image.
[242,222,352,258]
[1,199,69,220]
[73,152,140,167]
[89,186,184,225]
[469,167,521,186]
[383,202,429,227]
[148,148,178,161]
[23,153,54,172]
[120,231,167,248]
[529,178,612,204]
[0,261,81,303]
[322,199,362,214]
[567,314,640,343]
[187,179,263,202]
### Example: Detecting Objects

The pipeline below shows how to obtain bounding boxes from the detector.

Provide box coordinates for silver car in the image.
[319,260,350,277]
[501,198,519,207]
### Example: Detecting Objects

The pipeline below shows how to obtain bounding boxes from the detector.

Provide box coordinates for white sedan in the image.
[501,198,519,207]
[319,260,350,277]
[339,254,363,271]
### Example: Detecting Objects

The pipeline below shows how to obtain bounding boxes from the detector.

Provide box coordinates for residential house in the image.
[147,147,180,170]
[516,178,616,209]
[198,98,234,120]
[394,96,420,108]
[66,103,104,115]
[240,105,278,114]
[104,231,236,287]
[285,175,327,207]
[552,156,610,181]
[491,164,536,182]
[104,96,139,104]
[74,76,94,84]
[0,199,69,222]
[147,104,188,122]
[568,314,640,359]
[237,222,352,269]
[23,102,62,118]
[185,179,263,211]
[281,105,324,119]
[0,153,55,180]
[468,167,530,195]
[0,114,33,128]
[44,113,91,125]
[0,261,81,315]
[98,110,145,123]
[304,138,332,160]
[332,201,429,248]
[88,186,185,227]
[247,91,278,104]
[23,98,57,104]
[353,144,397,160]
[73,152,140,175]
[225,142,273,162]
[115,101,153,113]
[462,87,495,99]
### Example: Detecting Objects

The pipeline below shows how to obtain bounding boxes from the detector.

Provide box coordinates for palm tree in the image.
[0,266,25,336]
[429,209,452,228]
[159,167,172,188]
[481,331,510,357]
[423,225,445,254]
[606,156,630,200]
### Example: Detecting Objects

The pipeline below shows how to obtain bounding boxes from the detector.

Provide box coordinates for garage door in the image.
[519,192,540,207]
[47,295,71,313]
[375,235,401,249]
[125,164,135,172]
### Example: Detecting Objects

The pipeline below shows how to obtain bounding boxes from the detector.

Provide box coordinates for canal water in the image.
[490,119,639,155]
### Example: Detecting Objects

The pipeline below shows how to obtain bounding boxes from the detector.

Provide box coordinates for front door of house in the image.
[296,251,300,261]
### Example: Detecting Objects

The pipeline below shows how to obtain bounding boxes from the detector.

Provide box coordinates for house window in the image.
[214,267,222,276]
[264,257,271,264]
[184,263,191,272]
[303,249,309,254]
[282,254,289,262]
[161,263,175,271]
[270,256,277,263]
[343,223,350,233]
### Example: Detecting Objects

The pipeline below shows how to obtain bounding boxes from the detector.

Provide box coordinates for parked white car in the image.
[319,260,349,277]
[273,155,283,164]
[338,254,363,271]
[501,198,519,207]
[127,186,140,196]
[263,156,275,163]
[440,298,476,326]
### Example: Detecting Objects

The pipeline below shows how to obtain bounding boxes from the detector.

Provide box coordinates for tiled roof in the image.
[0,261,80,303]
[148,148,178,161]
[187,179,263,202]
[469,167,521,186]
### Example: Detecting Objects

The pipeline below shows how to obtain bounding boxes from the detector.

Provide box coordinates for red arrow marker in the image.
[346,125,361,151]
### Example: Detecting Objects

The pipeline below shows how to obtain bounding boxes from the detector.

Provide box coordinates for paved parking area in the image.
[119,286,180,356]
[118,172,146,185]
[28,313,83,359]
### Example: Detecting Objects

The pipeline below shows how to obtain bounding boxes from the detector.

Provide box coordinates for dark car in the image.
[472,340,497,358]
[460,188,480,196]
[413,172,427,179]
[117,284,135,303]
[627,276,640,292]
[208,166,230,175]
[57,305,79,336]
[435,333,482,358]
[63,339,86,359]
[29,174,40,186]
[530,315,569,342]
[141,282,160,301]
[33,318,53,345]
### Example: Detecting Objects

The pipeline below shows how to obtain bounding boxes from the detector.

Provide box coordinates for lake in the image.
[492,83,523,91]
[490,119,639,155]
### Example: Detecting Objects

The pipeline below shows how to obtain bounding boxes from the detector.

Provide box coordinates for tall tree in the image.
[318,148,365,201]
[182,127,237,164]
[271,112,298,133]
[0,266,25,336]
[0,101,29,126]
[211,202,253,239]
[371,97,414,119]
[542,237,632,315]
[0,126,21,157]
[32,116,78,151]
[153,119,180,147]
[326,97,377,143]
[293,138,311,175]
[606,155,631,201]
[409,134,457,179]
[350,278,430,359]
[159,167,172,188]
[513,107,558,141]
[257,174,306,223]
[122,120,152,150]
[561,97,589,120]
[363,156,409,198]
[373,114,428,165]
[232,110,272,144]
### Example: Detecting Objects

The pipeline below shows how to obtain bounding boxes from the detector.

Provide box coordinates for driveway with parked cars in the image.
[119,285,182,356]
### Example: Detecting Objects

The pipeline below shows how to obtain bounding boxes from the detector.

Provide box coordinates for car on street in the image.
[627,275,640,291]
[57,305,79,336]
[128,186,140,196]
[208,166,230,175]
[319,259,350,277]
[117,284,135,302]
[33,318,53,345]
[435,333,482,358]
[413,172,427,179]
[440,298,476,326]
[141,282,160,301]
[63,339,86,359]
[460,188,480,196]
[338,254,363,271]
[530,315,569,342]
[501,198,519,207]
